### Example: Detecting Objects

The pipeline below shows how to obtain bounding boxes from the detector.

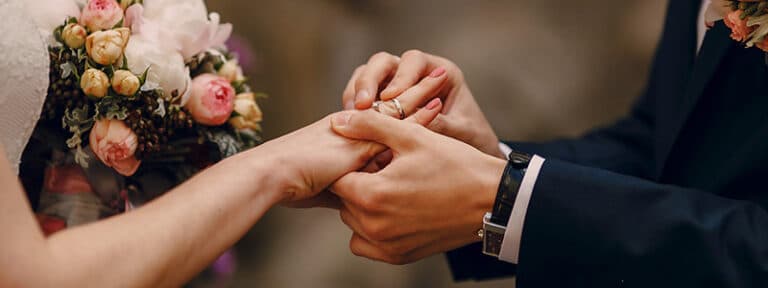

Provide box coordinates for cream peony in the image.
[85,28,130,65]
[135,0,232,59]
[124,34,191,102]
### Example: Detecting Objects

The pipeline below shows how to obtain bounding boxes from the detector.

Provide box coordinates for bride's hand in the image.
[342,50,505,159]
[253,98,444,206]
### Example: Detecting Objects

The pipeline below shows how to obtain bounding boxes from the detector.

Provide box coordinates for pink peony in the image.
[185,74,235,126]
[724,10,754,42]
[89,119,142,176]
[80,0,124,32]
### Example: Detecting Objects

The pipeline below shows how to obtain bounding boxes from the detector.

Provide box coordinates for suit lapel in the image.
[658,21,734,172]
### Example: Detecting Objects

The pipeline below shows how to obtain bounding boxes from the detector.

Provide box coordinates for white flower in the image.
[136,0,232,59]
[86,28,130,65]
[124,34,191,103]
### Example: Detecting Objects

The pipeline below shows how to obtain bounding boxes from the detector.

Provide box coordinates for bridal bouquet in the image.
[724,0,768,51]
[40,0,263,178]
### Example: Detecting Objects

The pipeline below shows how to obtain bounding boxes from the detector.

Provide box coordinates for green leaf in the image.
[121,54,129,70]
[746,14,768,47]
[153,98,167,117]
[113,18,124,29]
[138,66,150,85]
[205,131,243,159]
[62,106,95,167]
[73,146,91,168]
[60,62,76,79]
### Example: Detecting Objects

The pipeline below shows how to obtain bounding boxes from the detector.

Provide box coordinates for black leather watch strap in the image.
[489,150,531,226]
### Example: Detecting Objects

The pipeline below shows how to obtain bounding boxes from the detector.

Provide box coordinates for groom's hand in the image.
[278,99,444,209]
[329,110,507,265]
[342,50,505,159]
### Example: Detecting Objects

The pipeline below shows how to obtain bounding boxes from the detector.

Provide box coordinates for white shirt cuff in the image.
[499,142,513,159]
[497,155,546,264]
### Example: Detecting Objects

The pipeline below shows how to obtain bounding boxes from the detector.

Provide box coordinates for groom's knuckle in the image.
[366,225,388,241]
[402,49,424,59]
[370,51,393,62]
[382,242,409,256]
[428,116,446,133]
[385,254,408,265]
[359,191,383,212]
[355,75,372,89]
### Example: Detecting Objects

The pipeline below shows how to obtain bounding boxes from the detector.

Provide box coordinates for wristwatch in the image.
[481,150,531,257]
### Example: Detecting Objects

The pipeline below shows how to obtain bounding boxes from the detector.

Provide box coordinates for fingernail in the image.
[381,87,396,97]
[429,67,447,78]
[354,90,371,107]
[426,98,441,110]
[332,113,351,127]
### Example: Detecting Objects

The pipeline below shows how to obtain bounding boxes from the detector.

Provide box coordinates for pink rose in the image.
[89,119,142,176]
[80,0,124,32]
[724,10,754,42]
[185,74,235,126]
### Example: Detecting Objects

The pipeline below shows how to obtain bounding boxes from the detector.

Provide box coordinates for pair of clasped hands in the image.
[259,51,508,264]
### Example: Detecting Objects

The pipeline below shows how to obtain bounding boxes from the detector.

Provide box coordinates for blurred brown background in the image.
[202,0,668,287]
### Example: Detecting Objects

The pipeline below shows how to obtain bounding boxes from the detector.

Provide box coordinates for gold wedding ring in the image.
[372,99,406,120]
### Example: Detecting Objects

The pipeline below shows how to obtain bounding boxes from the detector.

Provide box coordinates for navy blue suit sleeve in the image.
[446,80,657,282]
[507,99,655,179]
[514,159,768,287]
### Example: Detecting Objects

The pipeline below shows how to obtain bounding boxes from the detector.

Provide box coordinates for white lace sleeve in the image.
[0,0,50,174]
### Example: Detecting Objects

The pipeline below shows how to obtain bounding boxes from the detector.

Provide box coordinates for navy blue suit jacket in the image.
[447,0,768,287]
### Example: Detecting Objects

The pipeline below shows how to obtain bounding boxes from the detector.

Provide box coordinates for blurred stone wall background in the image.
[202,1,667,287]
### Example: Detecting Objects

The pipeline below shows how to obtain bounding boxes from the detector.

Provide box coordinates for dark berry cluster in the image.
[123,90,197,159]
[43,46,87,122]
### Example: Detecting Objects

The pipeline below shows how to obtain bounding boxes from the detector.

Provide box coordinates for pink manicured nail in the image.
[429,67,447,78]
[426,98,441,110]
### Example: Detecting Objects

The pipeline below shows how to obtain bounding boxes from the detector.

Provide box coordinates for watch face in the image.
[482,230,505,257]
[509,151,531,169]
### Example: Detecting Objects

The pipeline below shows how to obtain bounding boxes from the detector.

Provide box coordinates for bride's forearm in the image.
[42,148,287,287]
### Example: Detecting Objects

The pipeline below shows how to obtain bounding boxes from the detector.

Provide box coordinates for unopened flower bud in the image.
[81,68,110,98]
[111,70,140,96]
[62,23,87,49]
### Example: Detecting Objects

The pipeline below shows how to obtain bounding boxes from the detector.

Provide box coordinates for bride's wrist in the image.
[220,148,292,206]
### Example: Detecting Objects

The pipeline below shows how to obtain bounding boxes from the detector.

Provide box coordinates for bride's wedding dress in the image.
[0,0,50,174]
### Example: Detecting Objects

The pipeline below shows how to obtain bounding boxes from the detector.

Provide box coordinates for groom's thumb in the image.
[331,110,414,149]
